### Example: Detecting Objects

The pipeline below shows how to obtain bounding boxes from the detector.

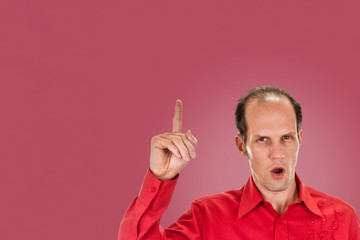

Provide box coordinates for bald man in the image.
[119,86,360,240]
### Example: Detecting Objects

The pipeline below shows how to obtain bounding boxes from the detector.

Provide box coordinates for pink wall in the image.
[1,1,360,240]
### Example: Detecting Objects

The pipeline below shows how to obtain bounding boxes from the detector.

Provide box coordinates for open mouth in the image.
[271,167,285,179]
[272,168,283,174]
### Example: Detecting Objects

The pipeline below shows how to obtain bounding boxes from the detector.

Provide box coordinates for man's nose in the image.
[268,142,285,160]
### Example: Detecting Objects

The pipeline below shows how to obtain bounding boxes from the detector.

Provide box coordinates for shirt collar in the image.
[237,175,263,218]
[296,173,324,218]
[238,173,324,219]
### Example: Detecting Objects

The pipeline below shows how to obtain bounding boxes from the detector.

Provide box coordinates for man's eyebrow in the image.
[253,134,269,138]
[282,131,297,136]
[253,132,296,138]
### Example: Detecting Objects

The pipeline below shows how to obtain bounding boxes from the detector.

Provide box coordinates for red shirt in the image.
[119,170,360,240]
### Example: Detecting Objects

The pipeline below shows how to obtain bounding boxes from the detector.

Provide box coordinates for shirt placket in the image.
[274,212,289,240]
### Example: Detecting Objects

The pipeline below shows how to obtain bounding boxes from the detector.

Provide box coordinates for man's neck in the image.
[256,178,299,215]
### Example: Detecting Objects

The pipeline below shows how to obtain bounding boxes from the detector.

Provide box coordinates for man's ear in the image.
[298,129,303,146]
[235,134,247,157]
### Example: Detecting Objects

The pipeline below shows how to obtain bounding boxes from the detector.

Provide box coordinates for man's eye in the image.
[257,137,267,142]
[282,136,292,140]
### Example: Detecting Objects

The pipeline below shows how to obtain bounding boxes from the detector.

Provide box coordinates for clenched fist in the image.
[149,100,198,180]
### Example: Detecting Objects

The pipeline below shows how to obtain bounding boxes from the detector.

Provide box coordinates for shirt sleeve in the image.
[164,200,204,239]
[118,169,179,240]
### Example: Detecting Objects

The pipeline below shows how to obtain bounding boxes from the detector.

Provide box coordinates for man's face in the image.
[236,98,302,194]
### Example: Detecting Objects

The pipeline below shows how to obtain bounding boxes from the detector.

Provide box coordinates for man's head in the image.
[235,86,303,194]
[235,86,302,144]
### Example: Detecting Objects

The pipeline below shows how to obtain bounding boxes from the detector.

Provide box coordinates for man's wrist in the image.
[149,168,179,181]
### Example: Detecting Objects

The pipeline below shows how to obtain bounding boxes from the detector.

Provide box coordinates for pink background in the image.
[1,1,360,240]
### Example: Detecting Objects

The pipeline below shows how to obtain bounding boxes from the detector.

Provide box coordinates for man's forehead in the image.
[245,98,296,128]
[245,97,293,111]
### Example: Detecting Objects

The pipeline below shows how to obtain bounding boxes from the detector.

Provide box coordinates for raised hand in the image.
[149,99,198,180]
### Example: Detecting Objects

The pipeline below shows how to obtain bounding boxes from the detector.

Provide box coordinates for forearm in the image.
[118,169,179,240]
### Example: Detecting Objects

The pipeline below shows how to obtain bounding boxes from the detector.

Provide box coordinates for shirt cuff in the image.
[137,169,179,210]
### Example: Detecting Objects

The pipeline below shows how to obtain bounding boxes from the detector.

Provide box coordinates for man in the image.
[119,86,360,239]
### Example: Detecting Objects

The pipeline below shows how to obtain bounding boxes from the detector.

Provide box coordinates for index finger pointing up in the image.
[172,99,183,133]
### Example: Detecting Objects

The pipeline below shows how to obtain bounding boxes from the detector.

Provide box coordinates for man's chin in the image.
[265,181,289,192]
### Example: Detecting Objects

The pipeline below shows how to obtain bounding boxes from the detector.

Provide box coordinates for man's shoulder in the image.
[305,184,356,214]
